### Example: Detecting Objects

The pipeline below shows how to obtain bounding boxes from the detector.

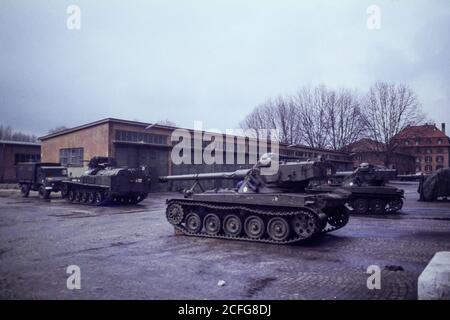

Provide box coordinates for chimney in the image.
[442,123,446,134]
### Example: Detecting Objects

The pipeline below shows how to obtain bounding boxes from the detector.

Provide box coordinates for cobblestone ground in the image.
[0,182,449,299]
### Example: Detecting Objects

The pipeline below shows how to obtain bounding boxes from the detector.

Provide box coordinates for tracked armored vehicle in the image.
[62,156,151,206]
[309,163,404,214]
[159,154,350,245]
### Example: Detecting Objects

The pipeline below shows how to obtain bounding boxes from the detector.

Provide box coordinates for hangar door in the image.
[115,145,169,191]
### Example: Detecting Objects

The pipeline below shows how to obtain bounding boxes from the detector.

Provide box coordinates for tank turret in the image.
[159,153,350,245]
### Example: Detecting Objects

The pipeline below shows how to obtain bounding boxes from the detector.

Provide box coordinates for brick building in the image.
[394,123,450,173]
[345,138,415,174]
[347,123,450,174]
[39,118,353,190]
[0,140,41,183]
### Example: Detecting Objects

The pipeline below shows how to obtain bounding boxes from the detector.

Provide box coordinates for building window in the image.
[415,166,421,172]
[59,148,84,166]
[426,139,432,144]
[415,139,420,145]
[436,156,444,163]
[415,157,421,163]
[425,165,432,172]
[437,139,443,145]
[436,148,443,153]
[436,165,444,170]
[425,156,432,163]
[115,130,167,145]
[14,153,40,164]
[405,140,409,146]
[426,148,432,154]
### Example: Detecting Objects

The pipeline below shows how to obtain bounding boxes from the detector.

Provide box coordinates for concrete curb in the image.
[418,251,450,300]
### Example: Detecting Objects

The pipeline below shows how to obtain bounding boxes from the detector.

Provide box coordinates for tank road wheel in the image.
[352,198,369,214]
[81,192,89,203]
[370,199,385,214]
[203,214,221,235]
[223,214,242,237]
[166,203,184,225]
[68,190,76,202]
[20,184,30,197]
[136,193,148,203]
[94,191,104,205]
[386,198,403,213]
[267,217,290,242]
[75,191,82,202]
[244,216,265,239]
[185,212,202,234]
[88,192,95,204]
[327,209,349,228]
[128,195,138,204]
[291,214,316,239]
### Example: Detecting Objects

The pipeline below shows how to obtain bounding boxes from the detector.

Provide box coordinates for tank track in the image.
[64,185,147,206]
[166,199,349,245]
[349,196,404,215]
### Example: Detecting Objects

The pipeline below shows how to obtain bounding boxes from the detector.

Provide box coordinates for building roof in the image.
[0,140,41,147]
[39,118,176,140]
[395,124,449,140]
[343,138,384,153]
[38,117,350,157]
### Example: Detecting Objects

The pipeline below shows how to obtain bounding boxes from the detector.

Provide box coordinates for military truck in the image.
[61,156,151,206]
[16,162,68,199]
[309,163,404,214]
[159,153,350,245]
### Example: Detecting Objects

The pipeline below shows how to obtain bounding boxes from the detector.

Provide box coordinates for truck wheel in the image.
[20,184,30,197]
[39,186,51,199]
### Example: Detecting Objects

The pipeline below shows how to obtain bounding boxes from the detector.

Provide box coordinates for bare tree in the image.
[326,89,364,150]
[48,126,69,134]
[240,96,301,144]
[361,82,424,166]
[0,124,37,142]
[241,85,365,150]
[292,86,329,149]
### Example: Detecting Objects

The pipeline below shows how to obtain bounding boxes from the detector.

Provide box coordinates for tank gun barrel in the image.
[159,169,251,183]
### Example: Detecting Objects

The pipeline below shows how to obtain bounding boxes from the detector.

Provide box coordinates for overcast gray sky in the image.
[0,0,449,136]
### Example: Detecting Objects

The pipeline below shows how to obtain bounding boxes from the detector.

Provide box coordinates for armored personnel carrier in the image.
[159,154,350,244]
[309,163,404,214]
[62,156,151,206]
[16,162,68,199]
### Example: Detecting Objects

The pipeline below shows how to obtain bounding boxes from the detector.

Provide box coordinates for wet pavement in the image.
[0,181,449,299]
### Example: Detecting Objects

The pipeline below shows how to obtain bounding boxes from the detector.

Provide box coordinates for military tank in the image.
[159,154,350,245]
[61,156,151,206]
[309,163,404,214]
